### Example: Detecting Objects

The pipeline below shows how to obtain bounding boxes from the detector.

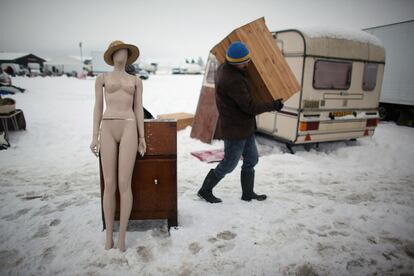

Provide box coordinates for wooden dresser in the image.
[99,119,178,230]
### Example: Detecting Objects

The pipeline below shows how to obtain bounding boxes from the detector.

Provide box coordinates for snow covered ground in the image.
[0,75,413,275]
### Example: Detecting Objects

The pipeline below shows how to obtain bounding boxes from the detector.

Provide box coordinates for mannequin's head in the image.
[112,48,129,65]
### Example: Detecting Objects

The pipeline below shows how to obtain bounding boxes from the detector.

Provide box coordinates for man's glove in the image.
[273,98,284,111]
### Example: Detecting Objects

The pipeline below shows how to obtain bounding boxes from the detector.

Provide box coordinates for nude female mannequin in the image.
[90,40,146,252]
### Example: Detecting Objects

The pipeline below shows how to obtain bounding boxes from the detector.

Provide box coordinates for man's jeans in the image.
[213,134,259,179]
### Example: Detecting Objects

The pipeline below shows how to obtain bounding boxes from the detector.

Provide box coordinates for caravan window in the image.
[313,60,352,90]
[362,63,378,91]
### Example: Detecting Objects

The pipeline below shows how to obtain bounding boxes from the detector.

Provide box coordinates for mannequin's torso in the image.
[102,71,137,120]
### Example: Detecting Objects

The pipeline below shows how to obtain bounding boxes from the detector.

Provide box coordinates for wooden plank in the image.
[157,112,194,131]
[190,86,220,144]
[210,17,300,103]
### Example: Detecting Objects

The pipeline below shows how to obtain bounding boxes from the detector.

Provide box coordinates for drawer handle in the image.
[154,179,158,185]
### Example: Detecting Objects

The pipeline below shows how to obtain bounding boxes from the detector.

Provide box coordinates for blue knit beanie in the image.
[226,41,251,65]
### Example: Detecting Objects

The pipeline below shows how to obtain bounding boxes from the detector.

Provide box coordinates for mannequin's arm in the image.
[134,77,146,155]
[93,74,104,141]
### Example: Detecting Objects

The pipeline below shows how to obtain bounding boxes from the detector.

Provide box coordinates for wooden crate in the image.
[210,17,300,103]
[157,112,194,131]
[190,86,221,143]
[99,119,177,230]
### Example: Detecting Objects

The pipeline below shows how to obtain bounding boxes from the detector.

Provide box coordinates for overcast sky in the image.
[1,0,413,62]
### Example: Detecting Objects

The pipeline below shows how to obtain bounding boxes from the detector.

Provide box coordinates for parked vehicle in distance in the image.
[65,70,78,77]
[137,69,149,80]
[171,63,203,74]
[181,63,203,74]
[137,62,157,74]
[27,62,42,77]
[171,67,182,74]
[0,63,28,76]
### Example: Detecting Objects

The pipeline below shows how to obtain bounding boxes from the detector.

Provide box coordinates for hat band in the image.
[226,53,250,64]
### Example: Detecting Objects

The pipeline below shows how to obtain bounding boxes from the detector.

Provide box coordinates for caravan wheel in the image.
[379,105,390,121]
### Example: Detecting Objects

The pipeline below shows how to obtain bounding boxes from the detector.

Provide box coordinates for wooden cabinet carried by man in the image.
[99,119,178,230]
[191,17,300,143]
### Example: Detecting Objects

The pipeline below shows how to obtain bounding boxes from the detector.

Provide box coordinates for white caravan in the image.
[255,27,386,151]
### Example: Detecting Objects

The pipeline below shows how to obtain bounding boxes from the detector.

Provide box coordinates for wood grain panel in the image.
[210,17,300,102]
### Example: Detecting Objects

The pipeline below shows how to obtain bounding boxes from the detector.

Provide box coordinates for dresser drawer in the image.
[131,157,176,211]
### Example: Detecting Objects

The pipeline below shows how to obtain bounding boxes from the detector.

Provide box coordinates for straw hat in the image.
[103,40,140,66]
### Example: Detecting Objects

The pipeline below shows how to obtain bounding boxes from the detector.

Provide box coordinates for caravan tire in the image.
[379,105,390,121]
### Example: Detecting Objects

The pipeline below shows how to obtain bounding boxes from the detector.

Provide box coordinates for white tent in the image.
[43,56,84,75]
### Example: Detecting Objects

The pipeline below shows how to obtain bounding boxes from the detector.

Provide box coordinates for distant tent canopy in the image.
[0,52,46,67]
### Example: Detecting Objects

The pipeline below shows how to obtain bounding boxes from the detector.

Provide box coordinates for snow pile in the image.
[297,26,383,47]
[0,75,413,275]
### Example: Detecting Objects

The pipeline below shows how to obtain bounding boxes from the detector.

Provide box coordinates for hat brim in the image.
[227,58,251,65]
[225,53,251,65]
[104,43,140,66]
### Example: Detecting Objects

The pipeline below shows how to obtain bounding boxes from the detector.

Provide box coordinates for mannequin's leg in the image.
[117,121,138,252]
[100,121,119,250]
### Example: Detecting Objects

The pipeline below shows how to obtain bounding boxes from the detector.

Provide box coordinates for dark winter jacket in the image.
[215,61,276,140]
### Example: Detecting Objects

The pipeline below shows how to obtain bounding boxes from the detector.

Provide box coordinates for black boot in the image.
[241,170,267,201]
[197,169,223,203]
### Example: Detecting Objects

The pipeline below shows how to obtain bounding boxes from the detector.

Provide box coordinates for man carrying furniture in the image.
[198,41,284,203]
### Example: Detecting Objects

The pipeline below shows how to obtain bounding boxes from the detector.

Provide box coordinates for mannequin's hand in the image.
[90,139,99,157]
[138,138,146,157]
